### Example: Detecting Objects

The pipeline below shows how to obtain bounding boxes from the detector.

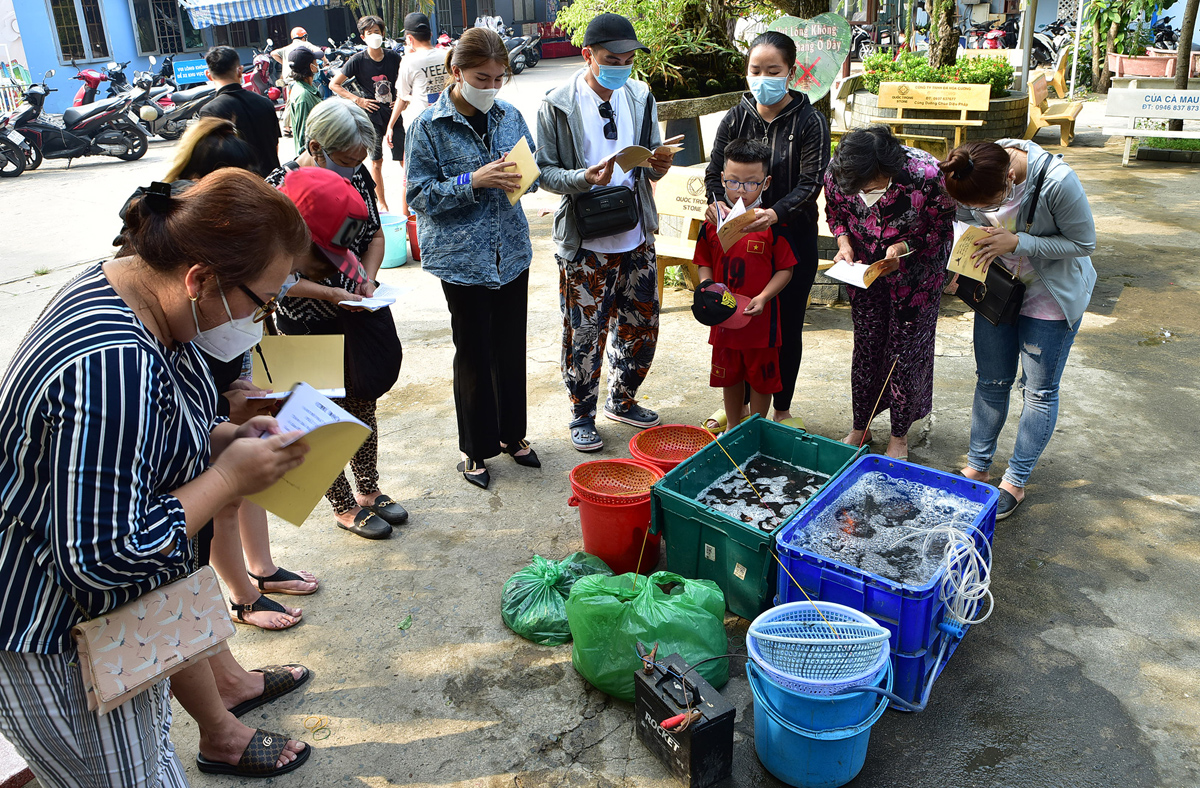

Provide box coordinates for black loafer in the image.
[503,439,541,468]
[367,494,409,525]
[996,488,1023,521]
[337,508,392,539]
[457,458,490,489]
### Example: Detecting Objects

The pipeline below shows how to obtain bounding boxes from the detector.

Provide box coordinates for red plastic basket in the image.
[629,424,714,473]
[568,459,663,506]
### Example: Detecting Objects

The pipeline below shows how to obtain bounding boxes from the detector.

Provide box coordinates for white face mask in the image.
[364,33,384,49]
[458,79,498,113]
[190,286,262,362]
[858,183,890,208]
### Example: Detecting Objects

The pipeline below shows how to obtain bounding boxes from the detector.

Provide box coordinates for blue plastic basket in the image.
[748,601,891,696]
[773,456,998,702]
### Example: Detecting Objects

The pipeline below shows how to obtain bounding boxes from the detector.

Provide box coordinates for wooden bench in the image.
[877,81,992,150]
[1103,88,1200,166]
[1024,73,1082,147]
[1032,48,1070,98]
[652,166,706,300]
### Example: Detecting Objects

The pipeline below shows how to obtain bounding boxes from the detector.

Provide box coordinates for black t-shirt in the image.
[340,49,402,129]
[464,108,489,143]
[199,84,281,176]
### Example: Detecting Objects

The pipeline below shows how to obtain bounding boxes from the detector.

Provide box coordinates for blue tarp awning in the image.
[181,0,328,29]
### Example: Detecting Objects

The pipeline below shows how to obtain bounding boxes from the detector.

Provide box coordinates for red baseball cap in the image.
[277,167,369,285]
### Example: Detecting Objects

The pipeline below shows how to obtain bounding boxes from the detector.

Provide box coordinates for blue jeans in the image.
[967,314,1078,488]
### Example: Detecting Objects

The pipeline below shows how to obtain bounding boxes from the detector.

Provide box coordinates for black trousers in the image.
[441,268,529,460]
[745,221,819,412]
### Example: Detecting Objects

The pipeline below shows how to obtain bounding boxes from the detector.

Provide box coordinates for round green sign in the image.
[767,14,853,102]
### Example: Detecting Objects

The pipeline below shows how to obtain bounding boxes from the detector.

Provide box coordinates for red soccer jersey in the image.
[693,223,797,350]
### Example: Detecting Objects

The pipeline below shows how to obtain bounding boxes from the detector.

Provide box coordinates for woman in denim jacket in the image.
[405,27,539,490]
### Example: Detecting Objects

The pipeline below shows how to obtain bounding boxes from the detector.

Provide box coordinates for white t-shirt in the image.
[397,47,450,112]
[979,179,1066,321]
[574,70,644,255]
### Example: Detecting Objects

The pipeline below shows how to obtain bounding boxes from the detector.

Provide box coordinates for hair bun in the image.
[940,149,974,180]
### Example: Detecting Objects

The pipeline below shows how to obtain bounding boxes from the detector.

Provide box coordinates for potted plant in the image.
[1086,0,1179,91]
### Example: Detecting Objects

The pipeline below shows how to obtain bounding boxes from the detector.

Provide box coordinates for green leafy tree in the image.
[1085,0,1177,93]
[347,0,434,39]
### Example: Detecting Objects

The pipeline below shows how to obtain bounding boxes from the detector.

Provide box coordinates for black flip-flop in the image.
[196,728,311,777]
[229,664,311,718]
[249,566,319,596]
[996,488,1023,521]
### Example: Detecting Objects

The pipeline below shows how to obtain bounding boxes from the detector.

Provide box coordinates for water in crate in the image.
[788,471,985,586]
[696,453,830,532]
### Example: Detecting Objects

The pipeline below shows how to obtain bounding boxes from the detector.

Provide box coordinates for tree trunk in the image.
[1172,0,1200,130]
[1091,18,1103,89]
[928,0,959,68]
[1097,21,1118,94]
[906,0,916,47]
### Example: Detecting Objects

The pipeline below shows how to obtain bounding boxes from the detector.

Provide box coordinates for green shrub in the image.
[860,51,1014,98]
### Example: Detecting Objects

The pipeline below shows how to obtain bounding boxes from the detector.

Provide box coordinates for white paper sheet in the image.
[272,383,366,445]
[339,282,411,311]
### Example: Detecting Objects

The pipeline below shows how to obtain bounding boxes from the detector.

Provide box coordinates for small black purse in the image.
[571,94,654,241]
[956,162,1050,326]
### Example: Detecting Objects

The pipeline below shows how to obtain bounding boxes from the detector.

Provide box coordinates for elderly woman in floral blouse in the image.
[824,126,956,460]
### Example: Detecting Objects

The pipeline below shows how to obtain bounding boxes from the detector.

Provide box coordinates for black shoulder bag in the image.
[571,93,654,241]
[957,161,1050,326]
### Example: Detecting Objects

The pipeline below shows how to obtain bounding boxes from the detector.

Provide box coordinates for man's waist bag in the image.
[571,94,654,241]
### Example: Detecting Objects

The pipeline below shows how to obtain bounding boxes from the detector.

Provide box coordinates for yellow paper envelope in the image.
[505,136,540,207]
[948,226,991,282]
[251,335,344,392]
[247,421,370,525]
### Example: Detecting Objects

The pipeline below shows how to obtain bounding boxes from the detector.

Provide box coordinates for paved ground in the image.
[3,62,1199,788]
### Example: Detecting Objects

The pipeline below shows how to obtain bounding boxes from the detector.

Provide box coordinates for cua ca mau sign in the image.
[768,14,852,102]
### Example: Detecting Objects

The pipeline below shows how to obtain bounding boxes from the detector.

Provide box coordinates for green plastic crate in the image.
[650,415,865,620]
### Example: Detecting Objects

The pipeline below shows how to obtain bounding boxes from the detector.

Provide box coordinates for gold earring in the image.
[189,293,198,302]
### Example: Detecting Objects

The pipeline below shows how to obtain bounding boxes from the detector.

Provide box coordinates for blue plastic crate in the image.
[773,455,998,656]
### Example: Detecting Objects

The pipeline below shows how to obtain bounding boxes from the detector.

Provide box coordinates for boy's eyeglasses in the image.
[723,179,764,192]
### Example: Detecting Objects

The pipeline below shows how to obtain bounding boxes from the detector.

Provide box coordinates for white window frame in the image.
[44,0,113,65]
[125,0,207,56]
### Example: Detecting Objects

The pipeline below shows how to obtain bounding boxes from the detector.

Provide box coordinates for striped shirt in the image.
[0,264,219,654]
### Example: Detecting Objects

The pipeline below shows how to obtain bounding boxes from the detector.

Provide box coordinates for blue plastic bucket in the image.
[748,660,892,788]
[379,213,408,268]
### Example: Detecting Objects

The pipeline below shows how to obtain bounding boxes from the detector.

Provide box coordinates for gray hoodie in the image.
[956,139,1097,328]
[535,69,665,260]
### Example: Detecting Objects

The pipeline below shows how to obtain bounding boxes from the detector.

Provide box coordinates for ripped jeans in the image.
[967,313,1078,488]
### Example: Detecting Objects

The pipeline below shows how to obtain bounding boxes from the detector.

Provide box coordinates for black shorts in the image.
[370,119,405,163]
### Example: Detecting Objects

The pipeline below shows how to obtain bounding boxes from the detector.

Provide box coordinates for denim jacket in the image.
[405,90,536,288]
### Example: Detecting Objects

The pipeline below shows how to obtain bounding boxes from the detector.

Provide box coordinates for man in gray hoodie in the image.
[536,13,675,452]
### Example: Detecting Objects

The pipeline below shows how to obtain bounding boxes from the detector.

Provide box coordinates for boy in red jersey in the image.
[693,138,796,429]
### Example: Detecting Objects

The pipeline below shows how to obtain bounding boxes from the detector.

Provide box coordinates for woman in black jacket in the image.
[703,30,830,432]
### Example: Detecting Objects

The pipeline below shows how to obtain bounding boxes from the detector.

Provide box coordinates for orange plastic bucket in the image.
[629,424,714,474]
[568,459,664,575]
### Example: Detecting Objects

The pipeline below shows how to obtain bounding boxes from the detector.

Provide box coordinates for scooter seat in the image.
[150,85,172,99]
[62,95,126,126]
[171,85,214,103]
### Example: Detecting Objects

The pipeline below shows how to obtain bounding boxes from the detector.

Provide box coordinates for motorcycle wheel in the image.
[157,120,184,141]
[859,42,878,60]
[510,53,526,74]
[0,138,27,178]
[24,139,42,170]
[527,46,541,67]
[114,121,149,161]
[1032,41,1054,68]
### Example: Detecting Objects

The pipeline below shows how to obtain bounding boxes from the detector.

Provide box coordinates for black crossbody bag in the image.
[957,161,1051,326]
[571,94,654,241]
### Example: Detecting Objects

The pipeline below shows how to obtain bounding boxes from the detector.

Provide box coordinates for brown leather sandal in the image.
[196,728,311,776]
[229,664,311,717]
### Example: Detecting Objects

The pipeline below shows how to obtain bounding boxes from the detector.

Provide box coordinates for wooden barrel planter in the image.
[848,88,1028,147]
[656,90,744,166]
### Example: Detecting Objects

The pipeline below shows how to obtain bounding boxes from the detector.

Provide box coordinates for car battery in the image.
[634,652,735,788]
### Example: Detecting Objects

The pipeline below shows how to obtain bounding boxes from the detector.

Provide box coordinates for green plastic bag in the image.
[566,571,728,701]
[501,552,613,646]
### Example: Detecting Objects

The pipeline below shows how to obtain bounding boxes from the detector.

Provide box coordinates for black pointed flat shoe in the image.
[457,458,490,489]
[503,439,541,468]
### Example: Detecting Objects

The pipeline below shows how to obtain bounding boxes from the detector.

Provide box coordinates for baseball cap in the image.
[692,282,753,329]
[404,12,431,34]
[288,46,316,72]
[583,13,648,54]
[277,167,369,285]
[290,26,307,39]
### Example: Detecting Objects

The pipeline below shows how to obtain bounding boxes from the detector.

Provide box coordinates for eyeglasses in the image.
[238,284,278,324]
[598,101,617,141]
[722,179,764,192]
[331,215,367,248]
[964,181,1014,213]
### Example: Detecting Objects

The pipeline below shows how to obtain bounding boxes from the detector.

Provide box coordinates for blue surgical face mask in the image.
[314,145,357,179]
[594,63,633,91]
[748,75,789,106]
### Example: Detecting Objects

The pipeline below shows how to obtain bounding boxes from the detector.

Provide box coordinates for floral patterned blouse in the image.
[824,147,956,311]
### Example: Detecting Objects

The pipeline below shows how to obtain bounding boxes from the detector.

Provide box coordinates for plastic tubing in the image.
[887,521,994,627]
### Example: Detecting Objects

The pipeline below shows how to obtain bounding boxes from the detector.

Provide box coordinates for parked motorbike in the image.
[70,61,108,106]
[131,58,216,140]
[6,70,148,168]
[327,36,363,60]
[243,40,286,115]
[1152,15,1178,51]
[984,18,1019,49]
[1030,20,1069,67]
[965,21,991,49]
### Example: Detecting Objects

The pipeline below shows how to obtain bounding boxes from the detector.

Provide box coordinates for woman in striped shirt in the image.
[0,169,312,786]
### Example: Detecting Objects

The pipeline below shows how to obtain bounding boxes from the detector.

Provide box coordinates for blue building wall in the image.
[13,0,336,115]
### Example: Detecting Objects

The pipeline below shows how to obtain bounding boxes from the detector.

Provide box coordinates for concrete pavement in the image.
[2,64,1199,788]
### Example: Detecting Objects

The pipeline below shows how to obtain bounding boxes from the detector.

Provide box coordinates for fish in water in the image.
[696,453,830,532]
